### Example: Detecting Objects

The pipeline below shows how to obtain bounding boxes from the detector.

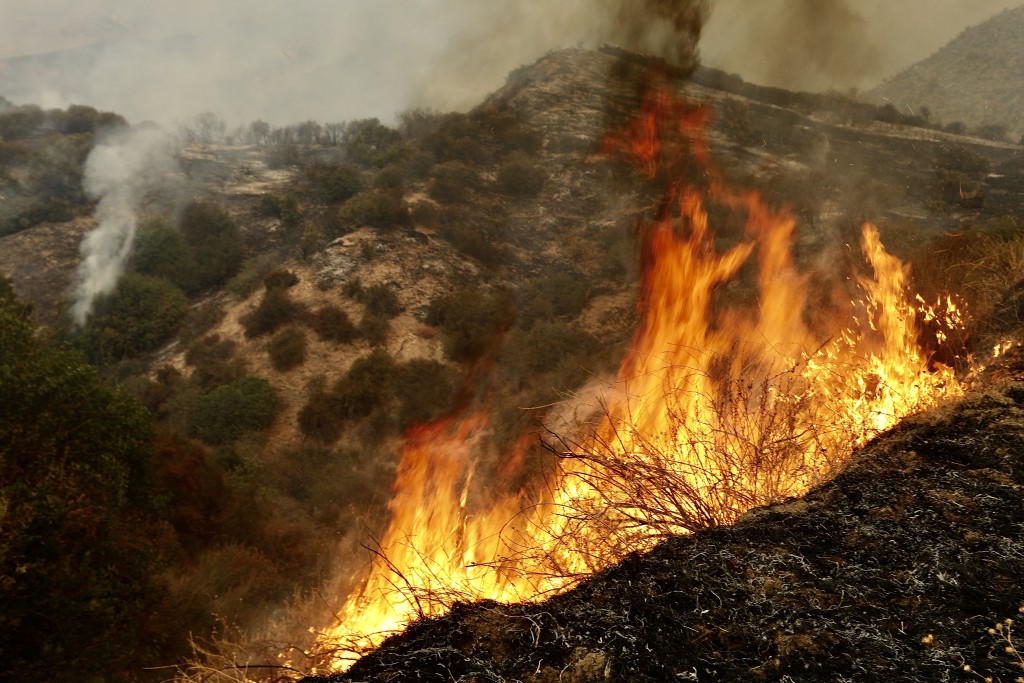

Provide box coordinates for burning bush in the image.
[312,84,969,669]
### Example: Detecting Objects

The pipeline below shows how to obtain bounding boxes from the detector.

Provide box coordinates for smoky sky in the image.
[0,0,1020,127]
[703,0,1024,93]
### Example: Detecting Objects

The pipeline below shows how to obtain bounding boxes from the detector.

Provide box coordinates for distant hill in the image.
[867,5,1024,140]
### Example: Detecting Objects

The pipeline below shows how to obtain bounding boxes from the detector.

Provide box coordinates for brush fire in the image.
[313,84,966,670]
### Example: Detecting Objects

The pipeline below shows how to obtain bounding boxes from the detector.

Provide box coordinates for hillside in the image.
[867,5,1024,140]
[306,351,1024,682]
[4,46,1024,680]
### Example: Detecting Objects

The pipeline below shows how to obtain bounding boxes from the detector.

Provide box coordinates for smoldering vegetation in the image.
[70,125,180,324]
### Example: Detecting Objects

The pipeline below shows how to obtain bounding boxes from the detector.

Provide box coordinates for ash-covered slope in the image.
[867,6,1024,139]
[306,353,1024,682]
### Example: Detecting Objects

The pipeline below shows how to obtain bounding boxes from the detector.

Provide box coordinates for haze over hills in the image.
[867,5,1024,139]
[6,5,1024,681]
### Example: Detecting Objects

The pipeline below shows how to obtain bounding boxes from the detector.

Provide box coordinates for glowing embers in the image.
[315,86,965,669]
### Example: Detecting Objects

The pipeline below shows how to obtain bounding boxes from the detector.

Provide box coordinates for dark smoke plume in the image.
[608,0,709,68]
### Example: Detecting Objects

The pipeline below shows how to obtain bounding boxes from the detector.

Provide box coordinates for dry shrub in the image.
[267,327,308,372]
[485,360,856,588]
[309,304,359,344]
[241,288,306,339]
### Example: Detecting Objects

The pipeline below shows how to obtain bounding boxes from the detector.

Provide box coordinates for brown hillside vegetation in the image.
[868,5,1024,140]
[305,348,1024,682]
[6,44,1024,680]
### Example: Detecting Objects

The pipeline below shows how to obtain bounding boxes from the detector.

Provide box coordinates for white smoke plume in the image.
[70,126,178,325]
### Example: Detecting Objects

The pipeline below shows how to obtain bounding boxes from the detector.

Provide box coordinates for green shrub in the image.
[240,287,304,338]
[343,278,365,299]
[506,320,594,375]
[301,162,366,203]
[487,111,543,155]
[396,359,460,428]
[266,143,301,168]
[267,326,307,371]
[184,334,247,389]
[372,164,407,191]
[309,304,359,344]
[362,283,402,318]
[179,202,245,289]
[336,189,411,232]
[131,218,200,293]
[226,252,284,298]
[436,211,508,268]
[518,271,592,327]
[0,283,166,680]
[329,349,396,420]
[429,161,480,203]
[410,201,439,228]
[496,151,546,196]
[256,193,301,227]
[0,103,45,139]
[177,300,225,344]
[298,397,343,443]
[427,288,514,361]
[342,118,403,168]
[76,273,188,365]
[422,112,488,163]
[192,376,279,444]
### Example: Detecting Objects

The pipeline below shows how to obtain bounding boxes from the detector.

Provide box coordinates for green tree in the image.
[342,118,402,168]
[336,189,411,232]
[77,272,188,365]
[131,218,199,292]
[192,376,280,445]
[0,279,164,680]
[302,162,366,203]
[427,288,514,361]
[179,201,245,289]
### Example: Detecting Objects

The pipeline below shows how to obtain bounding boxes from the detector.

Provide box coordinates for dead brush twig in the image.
[528,356,864,567]
[168,630,307,683]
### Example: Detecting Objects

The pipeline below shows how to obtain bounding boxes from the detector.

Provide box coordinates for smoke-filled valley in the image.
[4,3,1024,683]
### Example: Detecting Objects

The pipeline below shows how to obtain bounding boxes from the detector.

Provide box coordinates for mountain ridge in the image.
[867,5,1024,139]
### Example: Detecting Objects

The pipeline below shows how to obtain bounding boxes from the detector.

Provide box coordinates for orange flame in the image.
[315,87,965,667]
